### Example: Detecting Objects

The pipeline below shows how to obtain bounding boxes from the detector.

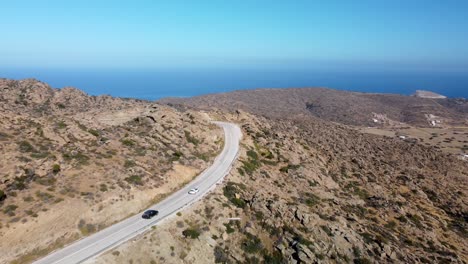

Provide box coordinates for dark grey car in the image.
[142,210,159,219]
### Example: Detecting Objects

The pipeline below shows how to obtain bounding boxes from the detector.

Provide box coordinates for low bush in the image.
[124,160,136,168]
[52,164,61,173]
[99,184,108,192]
[184,131,200,146]
[3,204,18,216]
[56,121,67,129]
[121,138,135,147]
[241,233,262,254]
[88,129,100,137]
[182,228,200,239]
[125,175,143,185]
[0,190,6,202]
[279,164,301,173]
[18,141,35,152]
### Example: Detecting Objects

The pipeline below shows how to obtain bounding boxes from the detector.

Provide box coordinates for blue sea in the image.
[1,68,467,100]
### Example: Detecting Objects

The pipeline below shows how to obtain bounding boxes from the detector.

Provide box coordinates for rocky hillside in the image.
[2,79,467,264]
[160,88,468,127]
[95,111,467,264]
[0,79,224,263]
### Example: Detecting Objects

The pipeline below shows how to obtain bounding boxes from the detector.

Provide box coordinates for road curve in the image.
[34,121,242,264]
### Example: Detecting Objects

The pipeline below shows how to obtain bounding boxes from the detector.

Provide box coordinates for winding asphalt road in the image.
[34,122,242,264]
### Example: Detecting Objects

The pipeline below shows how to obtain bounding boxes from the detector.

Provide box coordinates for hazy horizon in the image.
[1,1,468,99]
[2,1,468,71]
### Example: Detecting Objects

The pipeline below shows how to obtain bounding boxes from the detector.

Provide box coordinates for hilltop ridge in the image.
[160,87,468,127]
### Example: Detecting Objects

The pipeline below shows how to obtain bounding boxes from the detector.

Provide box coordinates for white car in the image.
[188,188,199,195]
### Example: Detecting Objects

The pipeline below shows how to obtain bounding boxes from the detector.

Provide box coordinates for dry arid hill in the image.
[160,88,468,127]
[1,80,467,264]
[96,88,468,263]
[0,79,224,263]
[95,111,468,264]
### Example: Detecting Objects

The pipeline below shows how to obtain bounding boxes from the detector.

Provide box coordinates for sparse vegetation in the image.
[52,164,61,173]
[124,159,136,168]
[121,138,135,147]
[241,233,263,254]
[56,121,67,129]
[18,140,35,152]
[3,204,18,216]
[279,164,300,173]
[0,190,6,202]
[124,175,143,185]
[182,228,200,239]
[78,219,96,236]
[88,129,100,137]
[184,131,200,145]
[223,182,246,208]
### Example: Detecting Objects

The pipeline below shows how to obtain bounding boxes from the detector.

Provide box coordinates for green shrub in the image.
[360,232,373,244]
[407,213,424,228]
[63,152,89,165]
[354,258,372,264]
[35,191,55,203]
[121,138,135,147]
[241,233,262,254]
[224,222,236,234]
[240,149,261,175]
[182,228,200,239]
[246,149,258,160]
[231,197,246,208]
[263,250,285,264]
[384,220,397,230]
[0,190,6,202]
[184,131,200,145]
[223,182,247,208]
[99,184,108,192]
[78,219,96,236]
[18,141,35,152]
[321,225,333,237]
[88,129,100,137]
[124,160,136,168]
[304,192,321,207]
[52,164,61,173]
[279,164,301,173]
[3,204,18,216]
[56,121,67,129]
[171,151,183,161]
[125,175,143,185]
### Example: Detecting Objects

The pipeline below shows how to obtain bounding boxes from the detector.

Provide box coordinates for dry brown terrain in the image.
[2,81,467,264]
[94,110,468,264]
[0,79,223,263]
[161,87,468,127]
[360,126,468,155]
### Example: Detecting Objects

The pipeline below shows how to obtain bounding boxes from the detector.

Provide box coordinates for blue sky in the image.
[1,0,468,70]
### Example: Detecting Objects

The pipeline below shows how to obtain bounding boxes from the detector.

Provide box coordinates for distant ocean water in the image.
[1,68,467,100]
